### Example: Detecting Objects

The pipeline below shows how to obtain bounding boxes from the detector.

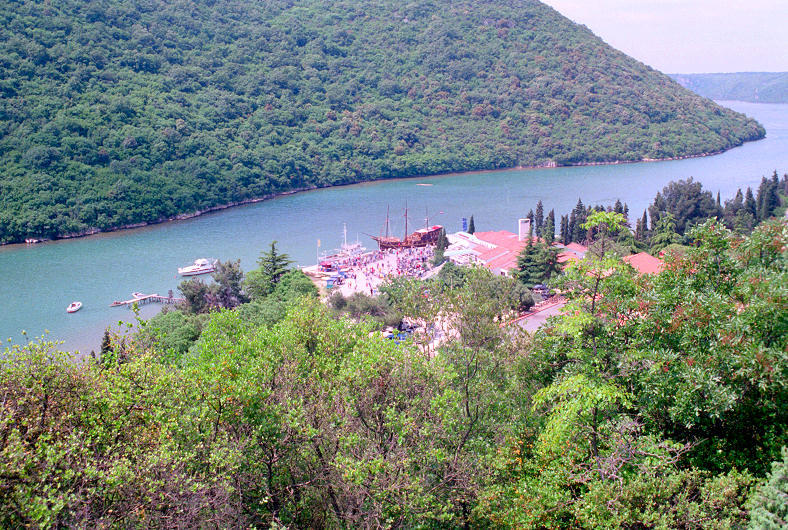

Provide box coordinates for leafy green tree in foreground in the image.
[476,217,787,528]
[1,219,785,528]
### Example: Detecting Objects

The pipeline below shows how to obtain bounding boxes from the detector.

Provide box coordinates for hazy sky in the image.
[540,0,788,74]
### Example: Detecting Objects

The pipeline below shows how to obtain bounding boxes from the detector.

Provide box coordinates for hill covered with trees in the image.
[671,72,788,103]
[0,0,765,243]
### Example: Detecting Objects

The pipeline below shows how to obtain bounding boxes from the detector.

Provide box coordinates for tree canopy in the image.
[0,0,765,243]
[1,218,786,527]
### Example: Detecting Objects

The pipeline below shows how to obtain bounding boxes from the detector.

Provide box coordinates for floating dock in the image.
[110,292,184,308]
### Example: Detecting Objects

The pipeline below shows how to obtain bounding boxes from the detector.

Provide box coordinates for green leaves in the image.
[0,0,765,243]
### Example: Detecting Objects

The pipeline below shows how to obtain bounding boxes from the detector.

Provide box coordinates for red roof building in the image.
[445,230,538,276]
[623,252,664,275]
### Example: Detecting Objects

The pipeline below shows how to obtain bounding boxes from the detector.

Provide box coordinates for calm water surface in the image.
[1,101,786,352]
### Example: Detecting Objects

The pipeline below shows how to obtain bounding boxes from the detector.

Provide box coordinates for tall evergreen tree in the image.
[543,209,555,244]
[535,200,544,237]
[568,211,576,244]
[516,235,560,289]
[744,187,757,218]
[635,209,649,242]
[571,198,586,243]
[432,228,449,265]
[560,215,569,245]
[756,177,779,221]
[468,215,476,234]
[100,329,112,355]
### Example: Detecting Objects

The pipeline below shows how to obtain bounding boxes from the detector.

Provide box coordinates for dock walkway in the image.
[110,292,185,308]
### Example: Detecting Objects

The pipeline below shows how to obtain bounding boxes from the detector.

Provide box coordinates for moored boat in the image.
[371,225,443,250]
[371,204,443,250]
[66,301,82,313]
[178,258,216,276]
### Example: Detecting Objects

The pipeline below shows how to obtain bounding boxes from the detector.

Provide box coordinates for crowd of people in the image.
[329,246,435,297]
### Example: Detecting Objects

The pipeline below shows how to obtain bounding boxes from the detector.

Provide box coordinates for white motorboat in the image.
[66,301,82,313]
[178,258,216,276]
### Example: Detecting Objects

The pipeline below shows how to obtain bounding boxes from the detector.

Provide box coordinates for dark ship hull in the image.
[372,225,443,250]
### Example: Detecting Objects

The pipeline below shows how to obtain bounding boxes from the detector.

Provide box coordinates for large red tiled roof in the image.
[472,230,540,273]
[623,252,664,275]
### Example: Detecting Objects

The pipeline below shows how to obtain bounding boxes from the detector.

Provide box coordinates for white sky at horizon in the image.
[540,0,788,74]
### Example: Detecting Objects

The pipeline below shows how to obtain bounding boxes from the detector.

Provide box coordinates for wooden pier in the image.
[110,292,185,308]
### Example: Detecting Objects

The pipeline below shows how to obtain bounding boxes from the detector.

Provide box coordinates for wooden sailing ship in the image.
[371,205,443,250]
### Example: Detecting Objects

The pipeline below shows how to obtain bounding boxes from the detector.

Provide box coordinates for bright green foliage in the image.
[1,219,786,527]
[0,0,764,243]
[138,309,207,357]
[473,218,787,527]
[749,446,788,529]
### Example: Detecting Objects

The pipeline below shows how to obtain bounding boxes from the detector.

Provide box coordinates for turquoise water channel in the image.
[1,101,786,353]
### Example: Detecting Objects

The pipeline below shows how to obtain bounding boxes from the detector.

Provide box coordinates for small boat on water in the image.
[178,258,216,276]
[66,301,82,313]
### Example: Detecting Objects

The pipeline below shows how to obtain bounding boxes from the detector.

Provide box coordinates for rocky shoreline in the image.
[4,146,748,247]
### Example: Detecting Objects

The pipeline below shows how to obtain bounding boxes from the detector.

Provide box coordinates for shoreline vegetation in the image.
[5,145,747,247]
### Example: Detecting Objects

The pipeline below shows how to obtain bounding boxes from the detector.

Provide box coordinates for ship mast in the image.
[404,201,408,239]
[385,205,390,238]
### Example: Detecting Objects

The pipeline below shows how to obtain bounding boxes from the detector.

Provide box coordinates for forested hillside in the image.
[0,0,765,243]
[671,72,788,103]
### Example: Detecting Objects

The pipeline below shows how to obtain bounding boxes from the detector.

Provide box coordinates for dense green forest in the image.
[671,72,788,104]
[3,215,786,527]
[0,0,765,243]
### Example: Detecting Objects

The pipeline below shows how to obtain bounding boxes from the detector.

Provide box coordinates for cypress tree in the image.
[544,209,555,244]
[535,200,544,237]
[744,187,757,218]
[635,209,649,241]
[432,228,449,265]
[468,215,476,234]
[100,329,112,355]
[568,211,576,243]
[560,215,569,245]
[571,198,586,243]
